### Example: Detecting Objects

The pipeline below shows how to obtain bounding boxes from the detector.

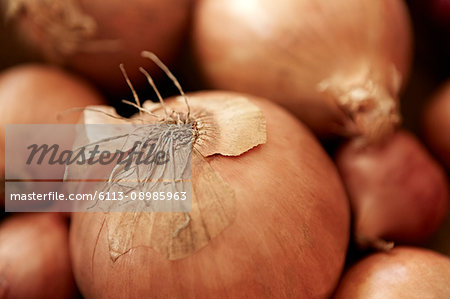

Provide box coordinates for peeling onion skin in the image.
[333,247,450,299]
[336,131,449,245]
[0,64,105,207]
[70,92,350,298]
[193,0,412,141]
[423,80,450,171]
[8,0,191,92]
[0,213,76,298]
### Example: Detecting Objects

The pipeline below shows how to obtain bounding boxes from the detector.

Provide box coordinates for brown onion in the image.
[334,246,450,298]
[4,0,191,92]
[0,64,105,206]
[193,0,412,141]
[423,80,450,170]
[0,213,76,298]
[70,91,350,298]
[336,130,449,247]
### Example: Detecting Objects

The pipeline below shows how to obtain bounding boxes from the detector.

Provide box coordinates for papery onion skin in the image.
[336,131,449,245]
[0,64,105,206]
[7,0,191,92]
[423,80,450,171]
[70,91,350,299]
[333,247,450,299]
[193,0,412,140]
[0,213,76,298]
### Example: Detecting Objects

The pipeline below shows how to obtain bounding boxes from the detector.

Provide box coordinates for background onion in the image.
[193,0,412,140]
[0,64,105,206]
[5,0,191,94]
[334,247,450,298]
[422,80,450,170]
[336,130,449,246]
[70,92,350,298]
[0,213,76,298]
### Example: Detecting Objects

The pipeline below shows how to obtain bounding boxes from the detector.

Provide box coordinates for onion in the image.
[423,80,450,171]
[70,90,350,298]
[0,64,105,206]
[193,0,412,141]
[0,213,76,298]
[336,130,449,248]
[3,0,191,91]
[334,246,450,298]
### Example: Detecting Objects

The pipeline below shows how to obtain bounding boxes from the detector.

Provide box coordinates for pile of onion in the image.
[193,0,412,141]
[70,87,350,298]
[0,213,76,298]
[334,247,450,298]
[336,130,449,248]
[422,80,450,171]
[2,0,191,92]
[0,64,105,206]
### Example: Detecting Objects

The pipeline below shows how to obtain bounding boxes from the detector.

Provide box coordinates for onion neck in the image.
[319,76,401,143]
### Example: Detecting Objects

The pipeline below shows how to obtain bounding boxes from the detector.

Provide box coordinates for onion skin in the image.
[10,0,191,92]
[333,247,450,299]
[423,80,450,171]
[70,92,350,298]
[336,131,449,245]
[193,0,412,140]
[0,213,76,298]
[0,64,105,206]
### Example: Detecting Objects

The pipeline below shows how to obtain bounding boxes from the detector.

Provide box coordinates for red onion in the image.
[336,131,449,247]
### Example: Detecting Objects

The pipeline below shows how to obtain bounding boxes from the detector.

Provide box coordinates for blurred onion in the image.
[334,247,450,298]
[0,213,76,298]
[193,0,412,141]
[336,131,449,247]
